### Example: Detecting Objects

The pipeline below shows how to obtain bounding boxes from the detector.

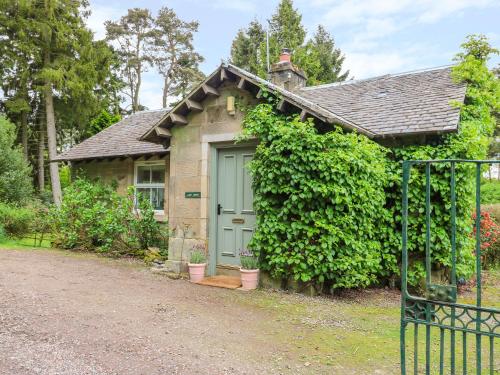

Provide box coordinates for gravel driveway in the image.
[0,247,356,375]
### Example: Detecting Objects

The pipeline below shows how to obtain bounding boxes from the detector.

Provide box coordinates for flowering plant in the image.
[240,249,259,270]
[472,210,500,268]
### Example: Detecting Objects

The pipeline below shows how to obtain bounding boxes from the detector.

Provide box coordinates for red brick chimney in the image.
[269,48,307,91]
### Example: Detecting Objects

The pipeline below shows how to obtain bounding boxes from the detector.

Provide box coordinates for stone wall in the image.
[74,155,169,222]
[166,81,256,271]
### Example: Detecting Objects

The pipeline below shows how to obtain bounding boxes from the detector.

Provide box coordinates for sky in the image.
[87,0,500,110]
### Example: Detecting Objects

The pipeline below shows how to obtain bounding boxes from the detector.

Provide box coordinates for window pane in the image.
[151,187,165,211]
[151,166,165,183]
[137,166,151,183]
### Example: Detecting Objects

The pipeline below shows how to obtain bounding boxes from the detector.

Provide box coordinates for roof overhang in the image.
[141,63,376,144]
[54,150,170,163]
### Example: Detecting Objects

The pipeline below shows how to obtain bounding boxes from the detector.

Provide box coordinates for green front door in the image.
[216,147,255,266]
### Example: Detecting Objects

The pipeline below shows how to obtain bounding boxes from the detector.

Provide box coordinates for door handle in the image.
[217,204,222,215]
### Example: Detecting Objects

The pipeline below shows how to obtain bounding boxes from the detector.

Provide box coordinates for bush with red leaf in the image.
[472,210,500,268]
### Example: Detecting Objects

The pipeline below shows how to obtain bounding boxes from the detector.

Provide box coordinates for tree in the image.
[167,54,205,100]
[230,20,266,77]
[306,25,349,84]
[105,8,155,113]
[0,1,37,160]
[269,0,306,57]
[0,116,33,205]
[229,0,348,85]
[88,110,121,137]
[0,1,121,205]
[153,7,204,108]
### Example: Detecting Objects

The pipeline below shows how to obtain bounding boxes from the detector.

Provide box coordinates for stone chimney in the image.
[269,48,307,91]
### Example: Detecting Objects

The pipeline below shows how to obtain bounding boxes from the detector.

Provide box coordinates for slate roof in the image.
[299,66,465,137]
[53,109,169,161]
[55,65,466,162]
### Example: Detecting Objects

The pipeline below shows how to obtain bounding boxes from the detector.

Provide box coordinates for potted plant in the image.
[188,250,206,283]
[240,249,259,290]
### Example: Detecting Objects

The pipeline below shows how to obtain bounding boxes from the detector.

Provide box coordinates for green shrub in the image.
[0,116,33,205]
[189,250,206,264]
[237,36,498,290]
[0,224,6,242]
[240,103,390,288]
[481,180,500,204]
[51,178,167,256]
[0,202,35,238]
[241,256,259,270]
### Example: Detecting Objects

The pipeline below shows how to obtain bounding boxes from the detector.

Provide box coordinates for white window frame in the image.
[134,160,166,215]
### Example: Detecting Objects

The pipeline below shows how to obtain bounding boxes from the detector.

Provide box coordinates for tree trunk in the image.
[133,68,141,113]
[20,110,28,160]
[162,76,169,108]
[38,118,45,193]
[44,84,62,207]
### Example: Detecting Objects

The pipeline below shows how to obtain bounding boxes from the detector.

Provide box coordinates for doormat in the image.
[197,275,242,289]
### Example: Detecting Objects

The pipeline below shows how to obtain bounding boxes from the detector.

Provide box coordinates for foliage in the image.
[189,250,206,264]
[0,202,35,238]
[387,35,500,284]
[105,7,204,111]
[51,179,165,255]
[152,7,204,108]
[105,8,156,113]
[130,188,165,250]
[0,224,5,242]
[481,180,500,204]
[143,247,163,264]
[229,0,348,85]
[0,0,123,199]
[240,249,259,270]
[88,110,121,137]
[237,35,499,289]
[240,103,389,288]
[473,210,500,269]
[302,25,349,85]
[0,116,33,205]
[231,20,267,78]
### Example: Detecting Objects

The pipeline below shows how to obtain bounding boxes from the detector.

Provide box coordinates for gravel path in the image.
[0,248,339,375]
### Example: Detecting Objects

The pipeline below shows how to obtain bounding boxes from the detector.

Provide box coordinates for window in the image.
[134,162,165,212]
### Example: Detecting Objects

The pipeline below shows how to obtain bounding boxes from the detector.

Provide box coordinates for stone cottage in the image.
[54,50,466,275]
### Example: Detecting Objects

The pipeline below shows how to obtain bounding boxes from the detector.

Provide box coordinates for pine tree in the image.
[269,0,306,56]
[230,20,266,77]
[105,8,155,113]
[152,7,204,108]
[0,0,121,203]
[229,0,348,85]
[307,25,349,84]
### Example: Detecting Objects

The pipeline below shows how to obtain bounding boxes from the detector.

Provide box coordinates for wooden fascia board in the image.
[139,65,224,142]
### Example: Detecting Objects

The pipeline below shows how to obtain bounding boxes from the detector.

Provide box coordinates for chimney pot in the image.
[269,48,307,91]
[279,48,292,63]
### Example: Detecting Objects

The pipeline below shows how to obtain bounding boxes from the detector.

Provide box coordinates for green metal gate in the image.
[400,160,499,374]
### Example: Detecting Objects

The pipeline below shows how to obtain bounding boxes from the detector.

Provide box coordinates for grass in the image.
[481,179,500,205]
[0,235,53,249]
[227,272,499,374]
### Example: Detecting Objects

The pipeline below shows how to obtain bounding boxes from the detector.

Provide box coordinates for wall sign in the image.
[185,191,201,199]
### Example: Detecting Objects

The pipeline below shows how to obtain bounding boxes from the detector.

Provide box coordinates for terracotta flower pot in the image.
[188,263,206,283]
[240,268,259,290]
